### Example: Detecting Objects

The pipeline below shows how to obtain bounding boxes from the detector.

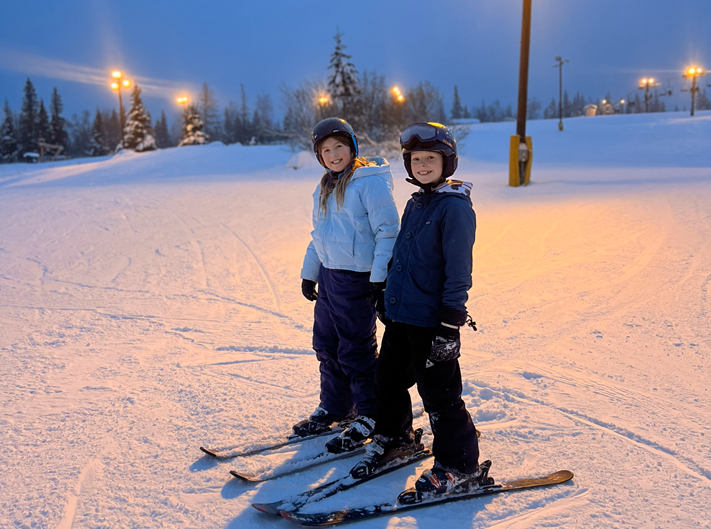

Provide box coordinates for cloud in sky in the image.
[0,49,194,99]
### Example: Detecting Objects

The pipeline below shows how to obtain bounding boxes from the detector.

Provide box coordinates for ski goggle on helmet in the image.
[312,117,359,168]
[400,122,458,180]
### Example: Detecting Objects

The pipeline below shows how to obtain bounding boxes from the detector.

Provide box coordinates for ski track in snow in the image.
[1,113,710,528]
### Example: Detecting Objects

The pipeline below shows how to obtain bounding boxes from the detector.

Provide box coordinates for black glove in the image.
[428,307,467,365]
[430,323,461,364]
[301,279,318,301]
[370,282,386,323]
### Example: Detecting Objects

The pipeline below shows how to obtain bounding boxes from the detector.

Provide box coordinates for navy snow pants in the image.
[313,265,378,420]
[374,321,480,473]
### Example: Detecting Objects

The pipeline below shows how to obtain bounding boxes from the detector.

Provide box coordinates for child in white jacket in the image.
[294,118,399,454]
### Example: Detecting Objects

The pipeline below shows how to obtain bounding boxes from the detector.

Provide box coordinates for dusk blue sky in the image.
[1,0,710,125]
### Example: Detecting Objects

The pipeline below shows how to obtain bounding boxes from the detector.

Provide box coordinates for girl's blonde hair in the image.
[319,156,372,214]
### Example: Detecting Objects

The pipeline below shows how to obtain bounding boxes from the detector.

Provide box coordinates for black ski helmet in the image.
[400,122,458,181]
[312,117,359,168]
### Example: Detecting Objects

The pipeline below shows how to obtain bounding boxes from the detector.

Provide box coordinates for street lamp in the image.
[391,86,405,103]
[110,70,131,147]
[176,96,189,113]
[317,94,330,106]
[682,66,705,117]
[553,56,569,131]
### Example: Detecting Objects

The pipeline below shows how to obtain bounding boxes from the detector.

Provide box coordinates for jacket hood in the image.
[350,157,391,182]
[414,179,472,199]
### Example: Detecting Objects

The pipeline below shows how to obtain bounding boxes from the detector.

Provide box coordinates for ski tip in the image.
[252,502,281,515]
[551,470,574,482]
[199,446,218,457]
[229,470,255,482]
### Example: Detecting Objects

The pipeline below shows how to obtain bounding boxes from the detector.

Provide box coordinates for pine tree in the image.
[37,100,50,144]
[450,85,463,120]
[104,109,122,151]
[327,29,359,112]
[178,104,208,146]
[88,109,109,156]
[19,78,39,155]
[198,82,220,142]
[122,84,156,152]
[633,93,643,113]
[49,87,68,148]
[154,110,170,148]
[223,101,239,144]
[1,99,19,163]
[543,98,557,119]
[563,90,572,118]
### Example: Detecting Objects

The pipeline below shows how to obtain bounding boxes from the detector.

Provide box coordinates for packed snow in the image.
[1,111,710,529]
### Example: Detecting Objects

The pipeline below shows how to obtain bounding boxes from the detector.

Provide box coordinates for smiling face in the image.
[319,136,353,173]
[409,151,444,184]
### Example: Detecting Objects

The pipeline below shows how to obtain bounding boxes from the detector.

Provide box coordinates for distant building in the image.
[584,104,598,117]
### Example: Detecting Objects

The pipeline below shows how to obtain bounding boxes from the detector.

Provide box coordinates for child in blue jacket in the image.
[294,118,399,454]
[351,123,492,497]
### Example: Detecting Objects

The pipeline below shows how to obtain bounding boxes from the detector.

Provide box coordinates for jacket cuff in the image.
[439,306,467,326]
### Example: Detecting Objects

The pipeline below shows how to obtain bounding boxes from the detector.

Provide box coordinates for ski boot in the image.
[325,415,376,454]
[291,406,340,438]
[349,428,424,478]
[398,459,494,504]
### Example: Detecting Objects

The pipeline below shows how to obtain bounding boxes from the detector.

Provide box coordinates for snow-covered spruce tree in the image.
[327,29,359,113]
[178,104,208,146]
[1,99,19,163]
[88,110,109,156]
[49,87,68,149]
[122,84,156,152]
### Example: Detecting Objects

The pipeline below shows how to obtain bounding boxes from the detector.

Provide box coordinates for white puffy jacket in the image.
[301,158,400,283]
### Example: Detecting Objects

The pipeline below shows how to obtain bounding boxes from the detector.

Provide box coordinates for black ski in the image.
[200,428,342,460]
[280,469,574,526]
[230,447,366,483]
[252,447,433,515]
[200,409,425,461]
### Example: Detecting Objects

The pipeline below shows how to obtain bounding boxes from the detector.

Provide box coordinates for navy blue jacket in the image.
[384,180,476,327]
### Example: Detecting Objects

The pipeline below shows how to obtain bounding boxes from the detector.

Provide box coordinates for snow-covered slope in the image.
[1,111,710,528]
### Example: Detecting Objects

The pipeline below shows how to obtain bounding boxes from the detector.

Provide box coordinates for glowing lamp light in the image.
[649,78,655,84]
[391,86,405,102]
[111,82,119,90]
[176,96,189,105]
[122,79,131,88]
[602,99,607,104]
[317,94,330,106]
[112,70,122,79]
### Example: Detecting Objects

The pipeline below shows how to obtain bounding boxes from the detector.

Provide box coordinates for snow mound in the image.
[287,150,321,170]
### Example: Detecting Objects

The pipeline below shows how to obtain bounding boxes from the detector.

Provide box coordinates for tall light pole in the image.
[682,67,705,117]
[554,56,569,131]
[111,71,131,147]
[509,0,533,187]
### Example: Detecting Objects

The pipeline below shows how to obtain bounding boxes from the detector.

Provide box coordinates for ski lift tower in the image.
[682,66,705,116]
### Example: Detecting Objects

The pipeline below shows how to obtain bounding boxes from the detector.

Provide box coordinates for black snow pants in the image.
[374,320,479,473]
[312,265,378,420]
